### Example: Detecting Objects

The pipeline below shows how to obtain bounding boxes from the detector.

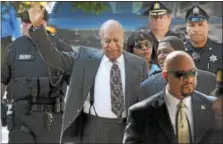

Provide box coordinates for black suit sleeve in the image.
[29,26,78,74]
[123,107,145,144]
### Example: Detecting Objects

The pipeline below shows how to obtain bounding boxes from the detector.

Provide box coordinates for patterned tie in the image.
[110,62,124,118]
[177,101,191,144]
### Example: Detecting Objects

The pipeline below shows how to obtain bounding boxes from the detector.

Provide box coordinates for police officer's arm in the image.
[1,44,13,98]
[29,26,77,74]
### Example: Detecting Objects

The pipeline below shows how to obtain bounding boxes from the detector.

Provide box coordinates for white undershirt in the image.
[84,54,126,118]
[164,87,194,140]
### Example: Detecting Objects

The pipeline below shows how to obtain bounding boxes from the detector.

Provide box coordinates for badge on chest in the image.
[209,54,218,63]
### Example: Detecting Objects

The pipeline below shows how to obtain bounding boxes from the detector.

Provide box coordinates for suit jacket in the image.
[139,69,216,101]
[29,26,148,142]
[123,90,216,144]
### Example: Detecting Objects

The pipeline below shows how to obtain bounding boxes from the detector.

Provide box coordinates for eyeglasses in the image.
[167,69,197,79]
[134,40,152,49]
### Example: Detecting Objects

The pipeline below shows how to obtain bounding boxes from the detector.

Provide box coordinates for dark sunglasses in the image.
[167,69,197,79]
[134,40,152,49]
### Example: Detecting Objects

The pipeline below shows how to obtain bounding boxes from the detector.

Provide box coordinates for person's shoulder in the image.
[208,38,222,46]
[130,92,162,111]
[141,73,162,87]
[194,91,217,103]
[8,36,27,48]
[124,51,146,63]
[207,38,222,52]
[197,69,216,77]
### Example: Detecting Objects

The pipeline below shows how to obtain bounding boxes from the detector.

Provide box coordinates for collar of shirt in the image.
[102,54,124,65]
[164,87,192,111]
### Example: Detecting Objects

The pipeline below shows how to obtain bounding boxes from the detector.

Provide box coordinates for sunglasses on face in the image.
[167,69,197,79]
[134,40,152,49]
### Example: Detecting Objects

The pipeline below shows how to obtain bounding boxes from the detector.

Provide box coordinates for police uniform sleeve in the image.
[1,44,14,85]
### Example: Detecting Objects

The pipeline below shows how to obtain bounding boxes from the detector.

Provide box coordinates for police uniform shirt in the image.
[185,38,222,74]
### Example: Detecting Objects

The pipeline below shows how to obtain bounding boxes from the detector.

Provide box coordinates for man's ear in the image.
[162,71,168,80]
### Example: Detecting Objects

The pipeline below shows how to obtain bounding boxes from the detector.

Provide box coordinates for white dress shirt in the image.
[164,87,194,140]
[84,54,126,118]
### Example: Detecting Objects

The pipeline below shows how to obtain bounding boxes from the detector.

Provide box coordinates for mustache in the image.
[191,33,204,36]
[182,82,194,86]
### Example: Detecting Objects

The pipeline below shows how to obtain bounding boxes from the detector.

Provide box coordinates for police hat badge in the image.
[193,7,200,15]
[153,2,160,9]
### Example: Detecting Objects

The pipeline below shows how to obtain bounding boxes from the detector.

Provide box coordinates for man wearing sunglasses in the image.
[185,6,222,74]
[1,8,72,143]
[123,51,217,144]
[139,36,216,101]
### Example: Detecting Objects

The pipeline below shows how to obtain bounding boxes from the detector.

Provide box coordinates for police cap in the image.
[185,6,209,22]
[211,68,223,97]
[148,2,171,16]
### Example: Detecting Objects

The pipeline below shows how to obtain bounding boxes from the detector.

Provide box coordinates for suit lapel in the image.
[83,51,103,97]
[154,91,177,143]
[123,52,138,114]
[192,93,210,144]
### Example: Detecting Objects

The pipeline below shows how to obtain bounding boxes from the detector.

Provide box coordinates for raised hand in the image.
[28,2,45,27]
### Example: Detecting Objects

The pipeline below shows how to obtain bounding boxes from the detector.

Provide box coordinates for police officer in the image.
[185,6,222,74]
[147,1,180,64]
[1,8,73,143]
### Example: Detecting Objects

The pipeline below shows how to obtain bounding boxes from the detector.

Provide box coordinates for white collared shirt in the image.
[164,87,194,139]
[84,54,126,118]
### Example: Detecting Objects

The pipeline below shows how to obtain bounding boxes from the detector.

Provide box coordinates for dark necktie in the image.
[176,101,191,144]
[110,62,124,118]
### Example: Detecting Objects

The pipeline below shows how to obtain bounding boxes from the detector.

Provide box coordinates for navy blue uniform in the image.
[185,38,222,74]
[1,32,72,143]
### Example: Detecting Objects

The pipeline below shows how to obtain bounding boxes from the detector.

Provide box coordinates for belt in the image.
[31,104,53,112]
[83,111,127,124]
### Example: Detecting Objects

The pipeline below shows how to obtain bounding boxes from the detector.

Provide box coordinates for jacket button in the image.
[68,120,72,124]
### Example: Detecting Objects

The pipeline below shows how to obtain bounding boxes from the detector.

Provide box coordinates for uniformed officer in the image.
[147,1,180,64]
[185,6,222,74]
[1,7,73,143]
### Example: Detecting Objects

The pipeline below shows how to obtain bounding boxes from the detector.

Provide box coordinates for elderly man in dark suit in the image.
[123,51,216,144]
[27,4,148,143]
[139,36,216,101]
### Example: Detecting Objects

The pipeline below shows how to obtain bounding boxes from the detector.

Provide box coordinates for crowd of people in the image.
[1,2,222,144]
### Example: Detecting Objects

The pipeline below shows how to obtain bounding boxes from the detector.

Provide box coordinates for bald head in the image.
[163,51,195,71]
[99,19,124,38]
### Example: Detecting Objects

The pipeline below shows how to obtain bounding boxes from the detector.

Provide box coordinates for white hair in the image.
[99,19,124,37]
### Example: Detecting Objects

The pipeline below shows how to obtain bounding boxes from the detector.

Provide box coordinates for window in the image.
[52,2,149,16]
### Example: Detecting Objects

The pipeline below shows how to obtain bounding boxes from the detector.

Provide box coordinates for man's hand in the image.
[28,2,45,27]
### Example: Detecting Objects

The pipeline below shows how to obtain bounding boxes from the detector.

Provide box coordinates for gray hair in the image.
[99,19,124,37]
